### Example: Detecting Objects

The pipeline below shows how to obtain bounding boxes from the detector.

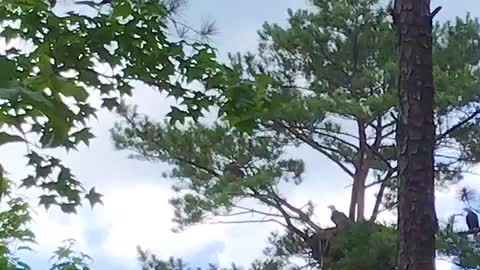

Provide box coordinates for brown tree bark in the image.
[348,179,357,221]
[348,159,369,222]
[393,1,437,270]
[348,120,370,222]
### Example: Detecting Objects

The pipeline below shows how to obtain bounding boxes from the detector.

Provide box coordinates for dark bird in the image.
[466,208,479,233]
[328,205,350,229]
[223,162,244,178]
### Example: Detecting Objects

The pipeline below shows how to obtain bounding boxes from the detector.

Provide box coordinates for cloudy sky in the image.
[1,0,479,269]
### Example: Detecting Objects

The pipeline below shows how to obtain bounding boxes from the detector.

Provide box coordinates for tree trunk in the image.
[356,165,368,222]
[348,164,369,222]
[394,1,436,270]
[348,180,357,221]
[354,119,369,222]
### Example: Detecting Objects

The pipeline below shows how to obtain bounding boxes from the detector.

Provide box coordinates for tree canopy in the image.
[0,0,223,268]
[112,0,480,269]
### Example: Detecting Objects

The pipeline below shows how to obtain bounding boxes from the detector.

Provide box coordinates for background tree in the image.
[112,0,480,269]
[221,0,480,223]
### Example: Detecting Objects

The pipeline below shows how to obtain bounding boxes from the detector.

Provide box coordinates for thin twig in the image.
[231,205,300,220]
[370,169,395,221]
[276,120,355,177]
[206,218,287,228]
[436,108,480,142]
[431,6,442,19]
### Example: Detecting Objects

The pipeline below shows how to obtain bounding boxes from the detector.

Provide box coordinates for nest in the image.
[305,227,338,269]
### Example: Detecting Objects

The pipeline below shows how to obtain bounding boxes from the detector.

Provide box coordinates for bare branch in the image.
[275,120,355,177]
[268,188,321,231]
[457,228,480,235]
[311,129,359,151]
[365,170,397,188]
[206,218,288,228]
[370,169,395,221]
[431,6,442,18]
[316,126,360,140]
[436,108,480,142]
[231,205,300,220]
[248,188,310,238]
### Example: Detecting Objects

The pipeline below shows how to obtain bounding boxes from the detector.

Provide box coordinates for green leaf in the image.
[58,79,89,101]
[114,1,132,18]
[166,107,189,125]
[36,165,53,179]
[0,132,24,146]
[101,97,120,111]
[26,151,44,166]
[85,187,103,208]
[59,203,77,214]
[19,176,37,189]
[0,58,17,86]
[39,195,57,210]
[71,128,95,146]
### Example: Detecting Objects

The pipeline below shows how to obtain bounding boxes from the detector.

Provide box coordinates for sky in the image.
[1,0,479,269]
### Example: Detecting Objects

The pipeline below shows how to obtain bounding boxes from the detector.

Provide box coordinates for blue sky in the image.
[1,0,479,269]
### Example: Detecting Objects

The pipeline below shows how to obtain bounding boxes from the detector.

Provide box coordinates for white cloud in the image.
[437,259,454,270]
[96,182,226,262]
[30,208,90,257]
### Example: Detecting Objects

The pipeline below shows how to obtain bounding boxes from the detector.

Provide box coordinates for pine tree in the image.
[112,0,480,268]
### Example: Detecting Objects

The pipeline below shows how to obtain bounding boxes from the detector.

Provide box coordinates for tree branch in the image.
[231,205,302,220]
[311,129,359,151]
[364,143,395,171]
[276,121,355,177]
[206,218,288,228]
[431,6,442,19]
[370,169,395,221]
[316,126,360,140]
[120,111,224,178]
[268,187,321,232]
[436,108,480,142]
[457,228,480,235]
[248,188,308,238]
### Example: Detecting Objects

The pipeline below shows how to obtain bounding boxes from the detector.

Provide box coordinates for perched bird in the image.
[328,205,350,229]
[466,208,479,233]
[223,162,244,178]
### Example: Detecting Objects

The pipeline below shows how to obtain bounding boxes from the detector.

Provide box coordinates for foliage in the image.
[260,222,398,270]
[113,104,314,233]
[113,0,480,235]
[48,239,93,270]
[0,0,222,212]
[112,0,480,269]
[0,0,224,268]
[436,216,480,270]
[222,0,480,220]
[137,246,287,270]
[326,223,397,270]
[0,180,34,270]
[1,0,479,269]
